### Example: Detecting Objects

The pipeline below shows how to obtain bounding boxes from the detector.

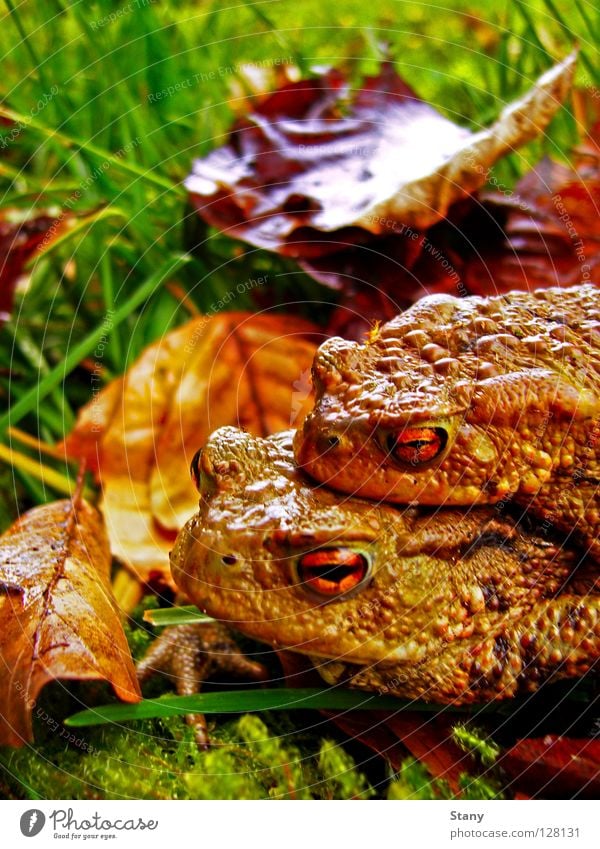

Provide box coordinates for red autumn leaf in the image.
[186,56,574,258]
[499,735,600,799]
[0,208,69,323]
[332,711,470,796]
[0,495,141,746]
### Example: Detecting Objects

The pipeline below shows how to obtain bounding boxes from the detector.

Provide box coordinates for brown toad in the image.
[294,285,600,558]
[171,427,600,704]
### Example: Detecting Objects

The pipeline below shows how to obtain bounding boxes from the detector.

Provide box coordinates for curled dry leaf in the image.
[0,208,70,323]
[65,312,322,583]
[319,127,600,338]
[0,496,140,746]
[186,55,575,255]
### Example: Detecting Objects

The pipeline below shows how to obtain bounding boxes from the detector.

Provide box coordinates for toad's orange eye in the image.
[297,548,370,597]
[385,427,447,465]
[190,448,203,490]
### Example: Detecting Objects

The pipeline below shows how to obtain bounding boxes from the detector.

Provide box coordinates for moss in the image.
[121,595,159,661]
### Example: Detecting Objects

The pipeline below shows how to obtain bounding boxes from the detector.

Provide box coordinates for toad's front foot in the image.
[136,622,267,747]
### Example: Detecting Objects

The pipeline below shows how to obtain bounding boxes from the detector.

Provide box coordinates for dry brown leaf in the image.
[66,312,322,582]
[66,322,198,581]
[226,62,301,115]
[0,496,140,746]
[62,377,123,475]
[150,312,321,531]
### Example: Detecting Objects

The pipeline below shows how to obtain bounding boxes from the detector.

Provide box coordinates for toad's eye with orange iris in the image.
[384,427,447,466]
[297,548,370,597]
[190,448,203,490]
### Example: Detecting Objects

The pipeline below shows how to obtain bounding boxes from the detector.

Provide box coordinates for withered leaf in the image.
[278,651,469,796]
[226,62,301,116]
[62,377,124,476]
[0,208,70,323]
[150,311,321,531]
[314,199,478,338]
[463,146,600,294]
[65,312,322,582]
[0,497,140,747]
[499,735,600,799]
[186,55,575,255]
[319,135,600,338]
[331,711,470,796]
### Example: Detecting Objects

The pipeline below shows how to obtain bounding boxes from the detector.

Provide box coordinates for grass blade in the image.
[143,605,215,627]
[65,687,439,727]
[0,442,89,498]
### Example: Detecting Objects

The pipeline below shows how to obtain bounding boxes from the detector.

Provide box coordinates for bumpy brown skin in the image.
[172,427,600,705]
[294,285,600,558]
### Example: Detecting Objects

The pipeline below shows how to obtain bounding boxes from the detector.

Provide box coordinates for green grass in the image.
[65,687,426,728]
[1,710,378,800]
